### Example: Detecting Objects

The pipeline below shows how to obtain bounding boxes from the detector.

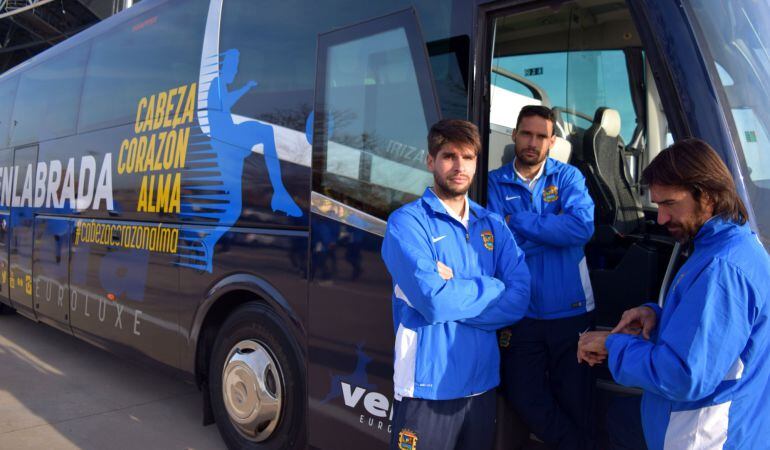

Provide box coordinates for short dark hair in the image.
[641,138,748,224]
[516,105,556,133]
[428,119,481,157]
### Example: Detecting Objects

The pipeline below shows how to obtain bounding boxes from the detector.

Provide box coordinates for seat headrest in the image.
[549,136,572,163]
[594,107,621,138]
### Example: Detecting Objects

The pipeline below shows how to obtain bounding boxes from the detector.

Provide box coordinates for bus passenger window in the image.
[0,78,18,149]
[78,2,209,132]
[10,46,88,146]
[314,20,439,220]
[687,0,770,249]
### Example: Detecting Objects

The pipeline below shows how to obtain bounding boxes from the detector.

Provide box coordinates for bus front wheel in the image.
[209,302,305,449]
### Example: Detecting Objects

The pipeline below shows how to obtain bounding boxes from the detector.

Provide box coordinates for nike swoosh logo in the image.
[505,195,520,201]
[432,235,447,243]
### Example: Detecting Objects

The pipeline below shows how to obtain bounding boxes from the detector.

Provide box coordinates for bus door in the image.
[32,141,73,332]
[0,149,11,307]
[477,0,684,447]
[8,145,38,319]
[308,9,441,449]
[31,217,71,331]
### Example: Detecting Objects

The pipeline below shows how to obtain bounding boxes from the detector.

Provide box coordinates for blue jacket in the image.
[488,158,594,319]
[381,188,531,400]
[606,218,770,450]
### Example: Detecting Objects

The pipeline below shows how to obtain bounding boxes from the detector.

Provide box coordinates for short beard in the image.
[515,147,547,167]
[672,203,710,243]
[433,174,469,199]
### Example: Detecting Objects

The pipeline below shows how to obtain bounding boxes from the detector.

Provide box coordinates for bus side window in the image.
[0,77,18,149]
[312,11,440,221]
[10,46,88,147]
[78,2,209,133]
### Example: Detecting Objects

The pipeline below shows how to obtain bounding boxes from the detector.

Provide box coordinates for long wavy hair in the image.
[641,138,748,224]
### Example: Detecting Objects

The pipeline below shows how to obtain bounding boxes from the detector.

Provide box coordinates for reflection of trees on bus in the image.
[47,220,67,263]
[344,226,364,281]
[311,217,339,284]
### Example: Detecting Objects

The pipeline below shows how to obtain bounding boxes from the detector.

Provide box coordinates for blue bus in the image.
[0,0,767,448]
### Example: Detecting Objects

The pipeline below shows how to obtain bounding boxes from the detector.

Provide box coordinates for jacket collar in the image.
[421,187,489,222]
[496,157,563,185]
[693,216,748,247]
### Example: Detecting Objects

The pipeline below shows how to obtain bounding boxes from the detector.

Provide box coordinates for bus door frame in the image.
[7,143,38,320]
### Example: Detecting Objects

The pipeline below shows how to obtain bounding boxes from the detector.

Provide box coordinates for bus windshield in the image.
[686,0,770,248]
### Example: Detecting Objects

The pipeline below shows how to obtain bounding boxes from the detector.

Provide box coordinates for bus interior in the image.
[485,0,681,445]
[488,0,677,331]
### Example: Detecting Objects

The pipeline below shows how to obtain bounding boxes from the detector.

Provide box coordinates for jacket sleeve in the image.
[461,219,531,331]
[381,211,505,324]
[605,260,755,402]
[508,168,594,247]
[518,237,546,257]
[641,302,663,340]
[487,174,543,255]
[643,302,663,317]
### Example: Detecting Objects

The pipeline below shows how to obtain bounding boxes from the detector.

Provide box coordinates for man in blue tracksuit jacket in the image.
[487,105,596,449]
[382,119,531,450]
[578,139,770,449]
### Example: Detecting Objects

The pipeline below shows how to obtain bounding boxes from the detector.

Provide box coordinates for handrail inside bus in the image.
[491,66,551,106]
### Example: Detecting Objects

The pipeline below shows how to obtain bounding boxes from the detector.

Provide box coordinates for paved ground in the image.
[0,312,226,450]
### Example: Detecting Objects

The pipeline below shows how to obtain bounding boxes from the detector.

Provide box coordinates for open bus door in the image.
[307,9,442,449]
[474,0,684,447]
[476,0,768,448]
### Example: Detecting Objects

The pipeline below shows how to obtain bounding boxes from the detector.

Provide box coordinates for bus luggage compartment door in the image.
[32,216,72,332]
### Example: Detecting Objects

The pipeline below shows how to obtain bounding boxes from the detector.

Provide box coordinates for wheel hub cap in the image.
[222,340,283,442]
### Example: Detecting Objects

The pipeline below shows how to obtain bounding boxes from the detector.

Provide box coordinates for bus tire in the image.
[209,302,305,450]
[0,303,14,315]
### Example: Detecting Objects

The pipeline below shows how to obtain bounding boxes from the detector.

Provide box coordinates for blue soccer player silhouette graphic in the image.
[179,48,304,272]
[208,49,302,217]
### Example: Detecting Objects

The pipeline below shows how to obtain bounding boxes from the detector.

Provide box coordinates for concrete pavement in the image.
[0,312,226,450]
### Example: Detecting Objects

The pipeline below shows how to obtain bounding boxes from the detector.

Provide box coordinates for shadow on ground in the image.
[0,313,225,450]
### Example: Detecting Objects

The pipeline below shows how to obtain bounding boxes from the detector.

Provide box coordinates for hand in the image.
[437,261,454,280]
[577,331,609,366]
[246,80,258,89]
[611,306,657,339]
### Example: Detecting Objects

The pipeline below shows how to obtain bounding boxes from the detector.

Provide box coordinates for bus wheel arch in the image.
[193,277,304,390]
[196,289,263,389]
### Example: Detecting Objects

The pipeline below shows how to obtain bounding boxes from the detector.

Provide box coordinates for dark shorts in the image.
[390,389,496,450]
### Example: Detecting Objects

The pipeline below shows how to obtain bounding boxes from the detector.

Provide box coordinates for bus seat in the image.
[576,107,644,238]
[549,136,572,163]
